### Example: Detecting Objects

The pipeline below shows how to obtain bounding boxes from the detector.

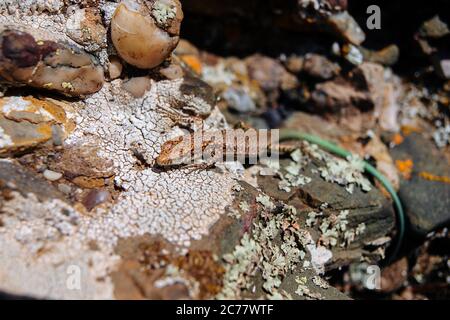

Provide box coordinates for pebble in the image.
[43,170,63,182]
[82,189,111,211]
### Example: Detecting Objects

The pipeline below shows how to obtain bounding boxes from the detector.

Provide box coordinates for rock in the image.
[312,78,373,112]
[43,169,63,182]
[82,189,111,211]
[283,111,399,189]
[158,62,184,80]
[245,54,297,93]
[432,56,450,79]
[419,15,450,39]
[222,86,257,113]
[390,133,450,235]
[335,43,364,65]
[122,77,152,98]
[47,144,114,188]
[327,11,366,45]
[0,96,75,156]
[258,159,396,270]
[112,235,225,299]
[284,54,304,74]
[190,181,353,299]
[380,257,408,292]
[66,7,107,52]
[351,62,401,132]
[0,29,104,97]
[302,53,341,80]
[360,44,400,66]
[415,15,450,79]
[0,161,66,202]
[108,56,123,80]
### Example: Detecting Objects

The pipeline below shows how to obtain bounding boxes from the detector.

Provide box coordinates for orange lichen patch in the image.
[180,54,203,74]
[0,96,75,156]
[139,242,225,299]
[172,251,225,298]
[1,96,69,124]
[112,236,225,300]
[401,125,422,136]
[392,133,404,146]
[396,159,414,180]
[419,172,450,184]
[72,176,107,189]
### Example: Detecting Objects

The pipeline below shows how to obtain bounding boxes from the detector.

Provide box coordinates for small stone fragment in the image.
[82,189,111,211]
[419,15,450,38]
[122,77,152,98]
[43,170,63,182]
[303,54,341,80]
[108,56,123,80]
[159,62,184,79]
[66,8,107,52]
[312,79,373,112]
[327,11,366,45]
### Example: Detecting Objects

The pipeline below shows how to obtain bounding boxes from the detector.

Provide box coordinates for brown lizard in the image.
[155,128,288,169]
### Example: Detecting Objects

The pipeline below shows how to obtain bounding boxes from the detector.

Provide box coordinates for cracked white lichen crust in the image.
[66,79,237,246]
[0,191,119,299]
[0,77,237,300]
[0,0,238,299]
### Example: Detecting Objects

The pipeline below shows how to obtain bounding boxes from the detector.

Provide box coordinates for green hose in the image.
[279,129,405,263]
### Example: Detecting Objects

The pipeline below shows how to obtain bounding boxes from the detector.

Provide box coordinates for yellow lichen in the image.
[419,172,450,184]
[395,159,414,180]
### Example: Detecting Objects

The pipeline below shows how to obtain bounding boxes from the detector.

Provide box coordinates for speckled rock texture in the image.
[0,1,395,300]
[0,1,238,299]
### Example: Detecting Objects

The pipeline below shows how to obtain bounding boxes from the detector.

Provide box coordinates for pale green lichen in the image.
[227,207,241,219]
[61,82,75,92]
[309,210,366,248]
[0,127,13,149]
[154,264,200,298]
[152,1,177,26]
[318,155,372,194]
[294,275,323,300]
[218,199,316,299]
[256,194,276,211]
[312,275,329,289]
[239,201,250,213]
[279,148,312,192]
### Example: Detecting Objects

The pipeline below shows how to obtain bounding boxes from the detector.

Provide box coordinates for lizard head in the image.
[155,134,194,167]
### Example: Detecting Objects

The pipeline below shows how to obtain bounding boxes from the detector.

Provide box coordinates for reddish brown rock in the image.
[0,29,104,97]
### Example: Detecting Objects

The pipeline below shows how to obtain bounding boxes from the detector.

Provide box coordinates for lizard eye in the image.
[111,0,183,69]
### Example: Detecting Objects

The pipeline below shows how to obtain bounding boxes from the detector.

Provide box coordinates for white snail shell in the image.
[111,0,183,69]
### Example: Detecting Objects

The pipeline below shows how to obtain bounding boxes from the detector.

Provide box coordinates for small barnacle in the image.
[111,0,183,69]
